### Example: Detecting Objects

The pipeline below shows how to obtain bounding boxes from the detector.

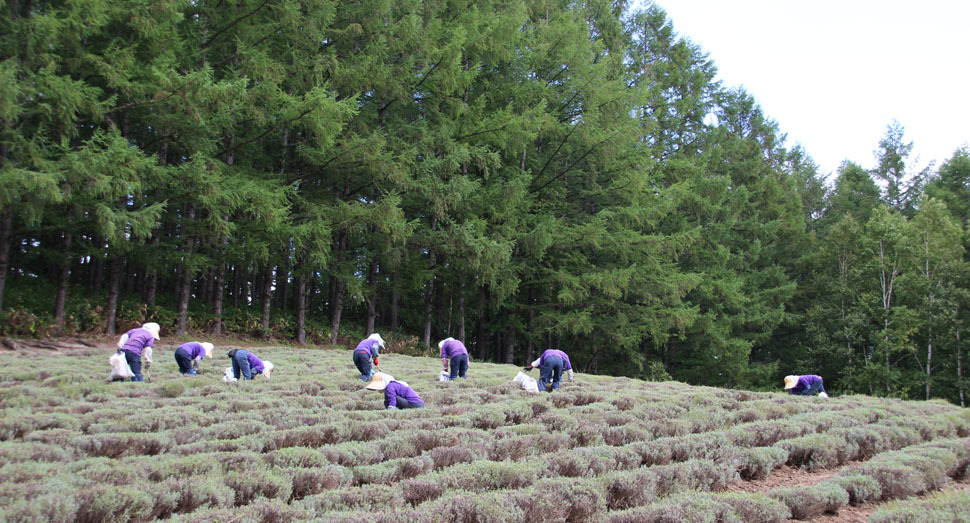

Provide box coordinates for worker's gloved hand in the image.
[567,369,574,381]
[522,365,533,372]
[373,357,379,366]
[386,406,398,410]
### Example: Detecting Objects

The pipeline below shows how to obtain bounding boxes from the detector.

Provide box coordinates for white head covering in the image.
[365,372,394,390]
[201,342,214,358]
[141,322,161,340]
[367,333,386,348]
[438,337,455,350]
[783,375,798,389]
[263,361,274,380]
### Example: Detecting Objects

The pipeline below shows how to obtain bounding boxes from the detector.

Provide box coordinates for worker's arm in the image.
[442,357,449,371]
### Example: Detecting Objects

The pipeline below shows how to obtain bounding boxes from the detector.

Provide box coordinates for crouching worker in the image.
[366,372,424,410]
[784,375,827,397]
[116,322,161,382]
[524,349,574,392]
[227,349,274,380]
[175,341,214,376]
[438,337,469,380]
[353,333,385,382]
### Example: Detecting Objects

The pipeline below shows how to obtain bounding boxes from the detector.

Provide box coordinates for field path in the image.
[727,465,970,522]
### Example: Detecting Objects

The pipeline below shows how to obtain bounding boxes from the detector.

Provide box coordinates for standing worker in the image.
[524,349,574,392]
[784,375,828,397]
[365,372,425,410]
[353,333,385,382]
[174,341,214,376]
[116,322,160,382]
[438,337,469,380]
[227,349,274,380]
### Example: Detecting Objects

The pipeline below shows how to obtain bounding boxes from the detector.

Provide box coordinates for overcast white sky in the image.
[649,0,970,178]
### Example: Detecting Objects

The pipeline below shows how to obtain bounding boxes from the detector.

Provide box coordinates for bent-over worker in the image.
[175,341,214,376]
[366,372,425,409]
[438,337,469,380]
[524,349,574,392]
[116,322,161,382]
[784,375,827,396]
[227,349,274,380]
[353,333,385,381]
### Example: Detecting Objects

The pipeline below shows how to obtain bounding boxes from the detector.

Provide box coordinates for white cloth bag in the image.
[109,353,134,380]
[223,367,238,382]
[512,371,539,393]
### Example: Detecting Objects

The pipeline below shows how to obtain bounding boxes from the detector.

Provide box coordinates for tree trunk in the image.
[212,223,229,335]
[366,261,377,335]
[53,212,73,331]
[503,325,514,364]
[925,325,932,400]
[423,250,436,349]
[176,207,196,337]
[475,286,488,360]
[0,211,13,312]
[261,264,273,338]
[458,274,466,342]
[278,244,289,311]
[390,266,400,331]
[296,271,306,345]
[957,305,964,408]
[144,234,159,307]
[329,231,347,345]
[105,254,123,335]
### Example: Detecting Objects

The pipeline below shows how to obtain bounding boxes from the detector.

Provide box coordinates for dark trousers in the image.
[539,355,563,392]
[388,397,425,409]
[232,349,253,380]
[174,348,193,374]
[801,380,826,396]
[122,350,143,382]
[353,351,373,381]
[449,354,468,379]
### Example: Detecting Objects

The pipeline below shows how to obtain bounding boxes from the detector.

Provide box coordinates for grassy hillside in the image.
[0,342,968,522]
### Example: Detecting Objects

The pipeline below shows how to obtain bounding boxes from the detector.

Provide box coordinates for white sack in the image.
[512,371,539,393]
[109,353,134,381]
[439,371,451,382]
[223,367,237,383]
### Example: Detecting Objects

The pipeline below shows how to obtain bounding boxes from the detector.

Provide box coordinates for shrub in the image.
[224,467,292,506]
[517,477,606,523]
[286,466,353,501]
[600,469,659,510]
[652,459,734,496]
[294,485,407,513]
[774,433,856,471]
[869,490,970,523]
[826,475,881,505]
[768,483,848,520]
[417,460,535,491]
[74,485,156,523]
[414,491,524,523]
[431,445,477,469]
[737,447,788,480]
[399,479,443,506]
[157,381,185,398]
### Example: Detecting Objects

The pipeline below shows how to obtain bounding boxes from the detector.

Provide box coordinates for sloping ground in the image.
[0,341,967,522]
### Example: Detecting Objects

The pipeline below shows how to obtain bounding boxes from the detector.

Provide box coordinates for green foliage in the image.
[768,483,849,520]
[869,490,970,523]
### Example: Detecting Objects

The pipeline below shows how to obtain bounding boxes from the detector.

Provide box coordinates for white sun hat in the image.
[438,337,455,350]
[262,361,274,380]
[201,342,214,358]
[365,372,394,391]
[141,322,161,340]
[367,333,386,348]
[783,375,798,389]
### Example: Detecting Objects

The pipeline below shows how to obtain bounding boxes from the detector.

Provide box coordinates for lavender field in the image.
[1,344,968,522]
